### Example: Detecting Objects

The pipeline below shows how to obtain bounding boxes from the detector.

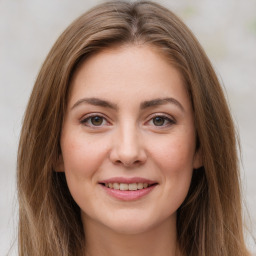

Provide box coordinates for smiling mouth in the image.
[99,178,158,200]
[100,182,157,191]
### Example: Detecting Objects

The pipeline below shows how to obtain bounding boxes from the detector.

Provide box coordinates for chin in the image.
[102,211,174,236]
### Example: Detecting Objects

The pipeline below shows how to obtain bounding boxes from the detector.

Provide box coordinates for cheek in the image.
[60,133,107,209]
[151,133,195,171]
[61,132,107,178]
[149,132,195,196]
[160,146,194,189]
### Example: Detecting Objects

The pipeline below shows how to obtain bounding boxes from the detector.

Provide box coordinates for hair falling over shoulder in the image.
[17,1,251,255]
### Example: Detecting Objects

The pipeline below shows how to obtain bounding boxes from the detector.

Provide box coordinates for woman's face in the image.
[58,44,201,235]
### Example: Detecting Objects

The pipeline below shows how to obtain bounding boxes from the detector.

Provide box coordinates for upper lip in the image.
[99,177,158,185]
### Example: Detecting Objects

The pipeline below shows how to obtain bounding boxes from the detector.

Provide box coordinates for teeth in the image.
[128,183,137,191]
[113,183,120,189]
[137,183,143,189]
[120,183,129,190]
[104,182,151,190]
[143,183,148,188]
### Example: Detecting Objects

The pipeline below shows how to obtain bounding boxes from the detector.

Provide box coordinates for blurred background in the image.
[0,0,255,255]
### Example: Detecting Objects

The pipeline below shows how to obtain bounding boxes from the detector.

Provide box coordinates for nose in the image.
[109,124,147,167]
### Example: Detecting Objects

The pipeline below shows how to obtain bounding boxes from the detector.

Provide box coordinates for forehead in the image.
[68,44,190,109]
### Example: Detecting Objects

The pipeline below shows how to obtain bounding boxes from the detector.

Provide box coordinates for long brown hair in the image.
[17,1,250,255]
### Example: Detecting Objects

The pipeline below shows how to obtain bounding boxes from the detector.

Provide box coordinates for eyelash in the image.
[80,114,110,128]
[80,114,176,128]
[146,114,176,128]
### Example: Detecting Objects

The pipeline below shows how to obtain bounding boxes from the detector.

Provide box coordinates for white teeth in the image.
[137,183,143,189]
[120,183,129,190]
[113,183,120,189]
[104,182,152,190]
[128,183,137,191]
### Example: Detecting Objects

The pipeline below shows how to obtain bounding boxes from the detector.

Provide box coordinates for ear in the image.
[54,154,65,172]
[193,147,203,169]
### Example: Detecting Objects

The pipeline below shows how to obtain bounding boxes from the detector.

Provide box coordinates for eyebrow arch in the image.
[71,97,184,112]
[140,98,184,112]
[71,97,118,110]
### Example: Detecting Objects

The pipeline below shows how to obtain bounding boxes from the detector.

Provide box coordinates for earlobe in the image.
[193,148,203,169]
[54,155,65,172]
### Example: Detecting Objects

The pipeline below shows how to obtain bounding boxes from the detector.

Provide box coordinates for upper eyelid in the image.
[80,114,111,127]
[79,112,176,124]
[146,113,176,121]
[145,114,176,127]
[80,113,109,121]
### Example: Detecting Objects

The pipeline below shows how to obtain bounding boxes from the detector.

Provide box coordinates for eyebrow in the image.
[140,98,184,112]
[71,97,118,110]
[71,97,184,112]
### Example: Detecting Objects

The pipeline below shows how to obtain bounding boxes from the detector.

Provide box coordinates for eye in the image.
[80,114,108,127]
[152,116,166,126]
[148,115,175,127]
[90,116,104,126]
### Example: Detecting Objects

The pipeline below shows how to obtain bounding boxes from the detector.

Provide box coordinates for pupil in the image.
[92,116,103,126]
[153,117,164,126]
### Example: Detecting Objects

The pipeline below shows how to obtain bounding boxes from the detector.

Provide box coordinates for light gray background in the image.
[1,0,255,255]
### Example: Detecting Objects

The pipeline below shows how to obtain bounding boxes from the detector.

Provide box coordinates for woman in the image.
[17,1,250,255]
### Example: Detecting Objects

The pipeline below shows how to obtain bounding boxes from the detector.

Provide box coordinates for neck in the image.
[83,215,180,256]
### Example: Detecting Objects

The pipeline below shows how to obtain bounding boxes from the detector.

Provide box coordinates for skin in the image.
[57,44,201,256]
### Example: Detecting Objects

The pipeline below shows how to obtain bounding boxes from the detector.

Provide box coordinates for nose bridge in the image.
[120,122,139,153]
[110,120,146,166]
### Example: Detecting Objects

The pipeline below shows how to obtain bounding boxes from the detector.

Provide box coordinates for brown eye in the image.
[91,116,103,126]
[152,116,165,126]
[148,115,175,128]
[81,115,107,127]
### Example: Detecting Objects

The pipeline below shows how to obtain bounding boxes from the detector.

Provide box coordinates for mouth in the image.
[100,182,156,191]
[99,177,158,201]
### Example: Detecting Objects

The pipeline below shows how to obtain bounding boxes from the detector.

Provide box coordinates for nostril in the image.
[114,159,141,167]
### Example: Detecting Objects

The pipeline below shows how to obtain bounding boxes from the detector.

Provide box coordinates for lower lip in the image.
[101,185,157,201]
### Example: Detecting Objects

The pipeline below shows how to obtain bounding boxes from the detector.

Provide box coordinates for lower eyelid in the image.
[152,118,174,126]
[79,114,175,127]
[80,115,109,126]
